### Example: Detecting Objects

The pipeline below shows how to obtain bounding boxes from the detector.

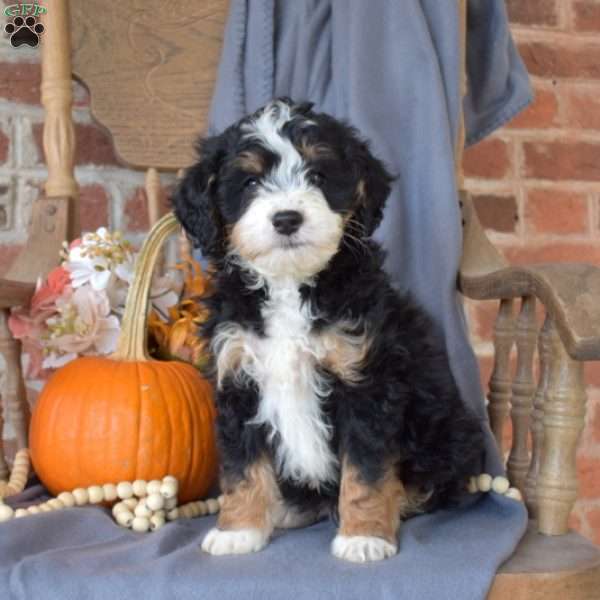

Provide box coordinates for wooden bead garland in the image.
[0,473,223,531]
[468,473,523,502]
[0,449,31,499]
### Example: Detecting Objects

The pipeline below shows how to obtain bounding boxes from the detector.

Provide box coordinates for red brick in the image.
[565,87,600,130]
[503,243,600,265]
[32,123,120,166]
[0,129,8,164]
[585,507,600,545]
[578,454,600,500]
[508,86,559,129]
[124,188,150,233]
[524,189,589,235]
[585,362,600,391]
[463,138,512,179]
[470,300,502,343]
[573,1,600,32]
[0,244,24,277]
[518,41,600,79]
[0,62,41,105]
[569,505,584,535]
[506,0,558,27]
[523,141,600,182]
[80,185,110,232]
[472,194,518,232]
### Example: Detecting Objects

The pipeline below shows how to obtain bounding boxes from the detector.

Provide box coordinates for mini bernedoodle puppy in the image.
[173,98,486,563]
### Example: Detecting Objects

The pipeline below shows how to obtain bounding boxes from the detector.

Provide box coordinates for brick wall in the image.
[464,0,600,543]
[1,2,600,541]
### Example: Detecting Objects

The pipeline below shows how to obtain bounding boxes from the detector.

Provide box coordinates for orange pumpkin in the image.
[30,214,218,503]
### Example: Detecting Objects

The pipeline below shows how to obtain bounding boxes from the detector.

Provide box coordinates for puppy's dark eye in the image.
[244,177,259,189]
[308,171,325,187]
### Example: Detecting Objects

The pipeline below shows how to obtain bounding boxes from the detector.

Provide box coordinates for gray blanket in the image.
[0,2,531,599]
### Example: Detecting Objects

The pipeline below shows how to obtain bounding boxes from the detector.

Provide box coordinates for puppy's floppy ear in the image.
[352,141,395,237]
[171,134,227,259]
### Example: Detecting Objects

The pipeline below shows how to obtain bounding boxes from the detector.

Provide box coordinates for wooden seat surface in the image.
[490,527,600,599]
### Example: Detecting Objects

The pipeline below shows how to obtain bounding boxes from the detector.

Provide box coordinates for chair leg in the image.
[536,318,586,535]
[0,310,30,452]
[0,388,7,482]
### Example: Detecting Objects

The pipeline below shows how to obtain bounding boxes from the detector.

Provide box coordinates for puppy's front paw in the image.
[201,527,269,555]
[331,534,397,563]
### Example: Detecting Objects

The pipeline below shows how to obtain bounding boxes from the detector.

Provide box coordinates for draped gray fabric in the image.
[208,0,532,475]
[0,3,532,599]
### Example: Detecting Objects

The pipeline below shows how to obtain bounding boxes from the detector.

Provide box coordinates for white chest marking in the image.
[212,279,339,488]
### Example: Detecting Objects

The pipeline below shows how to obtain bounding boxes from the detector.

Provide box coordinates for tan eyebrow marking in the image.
[232,151,265,174]
[297,140,335,161]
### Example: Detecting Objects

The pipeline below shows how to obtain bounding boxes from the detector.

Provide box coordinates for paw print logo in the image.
[4,15,44,48]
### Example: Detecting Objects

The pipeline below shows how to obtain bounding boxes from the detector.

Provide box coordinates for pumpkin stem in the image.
[112,212,180,361]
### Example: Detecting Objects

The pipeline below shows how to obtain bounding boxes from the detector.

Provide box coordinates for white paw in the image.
[331,534,397,563]
[201,527,268,556]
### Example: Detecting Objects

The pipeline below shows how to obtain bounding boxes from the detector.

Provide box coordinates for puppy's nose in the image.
[272,210,303,235]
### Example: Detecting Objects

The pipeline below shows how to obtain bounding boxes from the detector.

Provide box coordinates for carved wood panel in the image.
[70,0,229,170]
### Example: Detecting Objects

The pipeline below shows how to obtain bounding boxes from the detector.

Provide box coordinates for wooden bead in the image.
[206,498,220,514]
[492,476,510,495]
[505,487,523,502]
[164,496,177,510]
[102,483,118,502]
[166,508,179,521]
[123,498,138,510]
[112,502,128,517]
[72,488,89,506]
[27,505,40,515]
[150,514,165,531]
[145,493,165,511]
[153,509,165,519]
[87,486,104,504]
[0,504,14,521]
[147,480,162,495]
[132,480,147,498]
[477,473,493,493]
[39,503,52,513]
[14,508,28,518]
[134,502,152,518]
[162,475,178,486]
[217,495,225,507]
[115,510,134,528]
[131,516,150,533]
[159,481,177,499]
[467,477,478,494]
[57,492,76,508]
[47,498,65,510]
[116,482,134,500]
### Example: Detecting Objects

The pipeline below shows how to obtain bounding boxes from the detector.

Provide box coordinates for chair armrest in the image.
[458,192,600,361]
[460,263,600,362]
[0,279,35,309]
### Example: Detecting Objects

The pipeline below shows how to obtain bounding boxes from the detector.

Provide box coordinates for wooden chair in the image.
[0,2,80,485]
[3,0,600,596]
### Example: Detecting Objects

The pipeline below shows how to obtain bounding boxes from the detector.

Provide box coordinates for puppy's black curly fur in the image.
[172,98,486,520]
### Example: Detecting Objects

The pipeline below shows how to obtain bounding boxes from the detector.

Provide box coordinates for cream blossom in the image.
[42,286,120,369]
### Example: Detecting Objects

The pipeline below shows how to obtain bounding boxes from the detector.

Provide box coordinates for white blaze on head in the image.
[232,101,343,281]
[241,101,310,192]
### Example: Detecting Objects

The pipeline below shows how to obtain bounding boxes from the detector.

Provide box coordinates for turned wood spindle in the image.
[176,168,193,262]
[0,358,8,482]
[0,311,29,452]
[525,315,552,518]
[536,319,587,535]
[40,0,79,238]
[507,296,537,493]
[488,299,516,455]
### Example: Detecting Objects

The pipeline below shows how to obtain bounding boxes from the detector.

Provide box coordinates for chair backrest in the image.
[70,0,229,171]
